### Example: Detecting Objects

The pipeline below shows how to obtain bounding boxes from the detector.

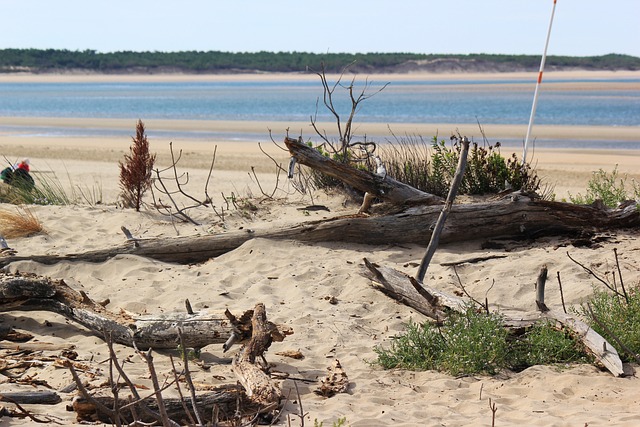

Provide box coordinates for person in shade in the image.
[1,158,35,191]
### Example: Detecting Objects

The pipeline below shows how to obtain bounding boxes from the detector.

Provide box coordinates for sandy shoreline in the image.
[2,69,640,82]
[1,114,638,201]
[2,115,640,142]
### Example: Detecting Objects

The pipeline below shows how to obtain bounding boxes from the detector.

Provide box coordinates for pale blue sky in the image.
[1,0,638,56]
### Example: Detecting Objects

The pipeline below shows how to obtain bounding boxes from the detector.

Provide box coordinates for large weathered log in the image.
[0,197,637,267]
[284,136,444,206]
[0,272,292,350]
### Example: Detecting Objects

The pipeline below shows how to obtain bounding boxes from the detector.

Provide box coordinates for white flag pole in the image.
[522,0,558,165]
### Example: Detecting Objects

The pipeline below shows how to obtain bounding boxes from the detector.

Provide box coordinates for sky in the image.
[1,0,639,57]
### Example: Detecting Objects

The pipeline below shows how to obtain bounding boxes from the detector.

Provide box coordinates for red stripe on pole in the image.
[538,71,544,84]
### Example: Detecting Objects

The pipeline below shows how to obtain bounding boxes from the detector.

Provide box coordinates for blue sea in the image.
[0,76,639,149]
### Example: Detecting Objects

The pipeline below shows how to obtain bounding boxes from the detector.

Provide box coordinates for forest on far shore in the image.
[1,49,639,74]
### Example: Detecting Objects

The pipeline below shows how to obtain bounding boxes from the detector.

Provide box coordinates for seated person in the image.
[1,159,35,191]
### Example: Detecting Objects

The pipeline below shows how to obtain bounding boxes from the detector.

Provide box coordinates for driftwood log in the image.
[0,136,636,266]
[284,136,444,206]
[70,385,261,425]
[69,303,282,424]
[70,305,282,424]
[0,390,61,405]
[0,196,637,267]
[0,272,292,350]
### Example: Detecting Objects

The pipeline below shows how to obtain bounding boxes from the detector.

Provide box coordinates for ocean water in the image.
[0,77,639,148]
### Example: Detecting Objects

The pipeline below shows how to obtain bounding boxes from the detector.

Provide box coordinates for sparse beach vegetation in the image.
[568,165,640,207]
[0,205,44,238]
[373,306,592,376]
[118,119,156,211]
[378,135,543,197]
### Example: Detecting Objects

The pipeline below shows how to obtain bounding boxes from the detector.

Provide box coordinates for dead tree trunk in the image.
[0,196,636,267]
[0,272,292,350]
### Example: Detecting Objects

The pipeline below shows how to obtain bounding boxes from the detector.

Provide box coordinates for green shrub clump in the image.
[374,306,591,376]
[337,135,543,197]
[568,165,639,208]
[426,137,540,196]
[577,286,640,363]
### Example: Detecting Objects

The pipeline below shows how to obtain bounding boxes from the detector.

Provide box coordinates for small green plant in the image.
[568,165,635,208]
[119,119,156,211]
[314,417,348,427]
[374,306,591,375]
[375,306,509,375]
[176,344,201,361]
[510,320,592,369]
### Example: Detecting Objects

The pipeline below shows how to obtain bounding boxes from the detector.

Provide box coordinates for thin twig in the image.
[134,346,176,427]
[613,248,629,303]
[451,265,487,312]
[110,338,170,426]
[566,251,626,299]
[168,355,196,426]
[557,271,567,314]
[290,380,308,427]
[178,327,204,426]
[416,136,470,283]
[489,398,498,427]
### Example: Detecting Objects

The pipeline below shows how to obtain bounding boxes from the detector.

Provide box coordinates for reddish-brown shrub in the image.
[119,120,156,211]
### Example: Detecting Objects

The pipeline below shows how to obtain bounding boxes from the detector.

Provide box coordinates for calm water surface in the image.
[0,77,639,148]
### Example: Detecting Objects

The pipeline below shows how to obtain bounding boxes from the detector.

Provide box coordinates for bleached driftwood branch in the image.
[0,272,292,350]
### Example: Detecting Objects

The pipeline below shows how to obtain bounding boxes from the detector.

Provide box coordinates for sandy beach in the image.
[1,72,639,426]
[1,114,638,202]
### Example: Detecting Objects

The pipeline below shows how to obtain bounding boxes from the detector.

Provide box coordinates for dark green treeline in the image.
[1,49,638,73]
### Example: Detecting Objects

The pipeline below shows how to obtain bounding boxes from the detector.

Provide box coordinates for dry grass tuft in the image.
[0,206,45,238]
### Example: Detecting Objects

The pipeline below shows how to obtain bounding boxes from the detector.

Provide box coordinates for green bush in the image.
[568,165,637,207]
[577,286,640,363]
[378,136,542,197]
[374,306,591,376]
[510,320,592,369]
[310,135,544,197]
